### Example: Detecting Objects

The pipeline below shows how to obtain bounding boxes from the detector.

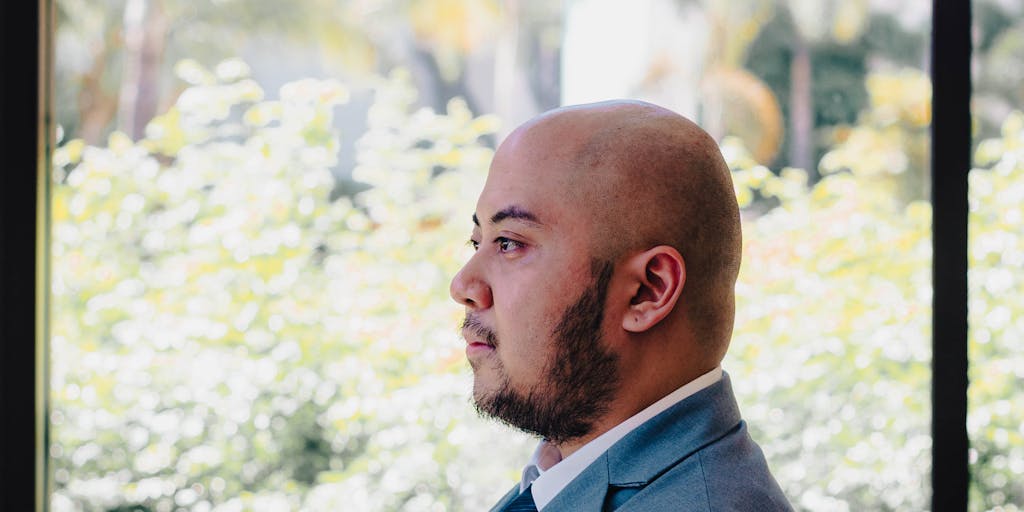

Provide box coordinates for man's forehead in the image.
[471,105,644,233]
[473,157,588,234]
[473,156,577,229]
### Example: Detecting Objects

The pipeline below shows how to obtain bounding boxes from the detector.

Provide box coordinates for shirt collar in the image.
[522,366,723,510]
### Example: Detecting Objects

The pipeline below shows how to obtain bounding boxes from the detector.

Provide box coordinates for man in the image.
[450,100,792,511]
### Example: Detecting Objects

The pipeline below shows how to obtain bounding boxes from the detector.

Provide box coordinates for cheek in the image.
[490,252,592,361]
[494,289,559,373]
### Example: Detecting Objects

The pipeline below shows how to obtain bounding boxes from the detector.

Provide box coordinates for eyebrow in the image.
[472,205,543,227]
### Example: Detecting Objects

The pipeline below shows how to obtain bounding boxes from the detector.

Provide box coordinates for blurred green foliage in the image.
[725,135,933,510]
[52,62,531,512]
[50,62,1022,512]
[967,112,1024,512]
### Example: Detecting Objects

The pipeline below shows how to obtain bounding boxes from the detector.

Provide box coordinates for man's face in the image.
[449,130,621,443]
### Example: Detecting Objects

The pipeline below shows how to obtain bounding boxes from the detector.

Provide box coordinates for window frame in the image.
[3,1,973,510]
[1,1,52,512]
[931,1,971,511]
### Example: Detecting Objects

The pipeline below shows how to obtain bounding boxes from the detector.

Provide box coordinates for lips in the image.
[465,339,495,359]
[463,331,495,349]
[461,320,497,361]
[461,315,498,348]
[463,330,495,351]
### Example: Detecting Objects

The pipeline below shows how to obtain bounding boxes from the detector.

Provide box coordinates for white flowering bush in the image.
[727,140,934,511]
[967,112,1024,512]
[51,61,533,512]
[725,102,1023,510]
[51,61,1022,511]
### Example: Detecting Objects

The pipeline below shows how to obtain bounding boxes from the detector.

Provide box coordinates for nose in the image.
[450,255,492,310]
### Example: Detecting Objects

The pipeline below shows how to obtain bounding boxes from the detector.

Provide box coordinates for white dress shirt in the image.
[519,366,723,510]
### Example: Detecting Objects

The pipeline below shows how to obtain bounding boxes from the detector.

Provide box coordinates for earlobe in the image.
[621,246,685,333]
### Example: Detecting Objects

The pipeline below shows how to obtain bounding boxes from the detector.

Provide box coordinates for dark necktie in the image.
[504,485,538,512]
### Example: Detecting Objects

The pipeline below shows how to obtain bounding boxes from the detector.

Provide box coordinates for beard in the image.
[464,260,620,444]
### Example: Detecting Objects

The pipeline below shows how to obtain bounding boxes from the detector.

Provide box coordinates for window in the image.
[6,1,1008,511]
[968,1,1024,509]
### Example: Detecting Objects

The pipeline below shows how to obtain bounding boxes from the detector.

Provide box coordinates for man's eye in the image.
[496,237,523,253]
[468,239,480,251]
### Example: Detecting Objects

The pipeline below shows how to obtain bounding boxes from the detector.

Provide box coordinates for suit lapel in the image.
[541,373,742,509]
[489,484,521,512]
[605,373,742,486]
[541,452,611,510]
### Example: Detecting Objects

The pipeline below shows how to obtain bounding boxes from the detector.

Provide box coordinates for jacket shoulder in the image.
[697,421,793,511]
[616,422,793,511]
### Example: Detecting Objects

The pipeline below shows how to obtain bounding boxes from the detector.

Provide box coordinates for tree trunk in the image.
[118,0,167,140]
[788,33,813,174]
[77,43,119,145]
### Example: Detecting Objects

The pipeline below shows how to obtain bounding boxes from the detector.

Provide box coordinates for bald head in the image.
[498,100,742,360]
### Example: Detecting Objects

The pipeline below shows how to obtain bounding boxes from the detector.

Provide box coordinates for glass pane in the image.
[704,3,933,510]
[49,1,933,510]
[969,1,1024,510]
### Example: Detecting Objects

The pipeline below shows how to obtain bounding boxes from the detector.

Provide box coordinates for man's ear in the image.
[621,246,685,333]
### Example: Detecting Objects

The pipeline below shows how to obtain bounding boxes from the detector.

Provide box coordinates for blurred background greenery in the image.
[49,0,1022,510]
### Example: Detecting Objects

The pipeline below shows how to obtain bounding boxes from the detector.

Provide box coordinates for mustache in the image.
[461,314,498,347]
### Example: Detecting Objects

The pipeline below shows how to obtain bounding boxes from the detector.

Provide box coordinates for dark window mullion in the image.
[1,2,50,512]
[931,0,972,511]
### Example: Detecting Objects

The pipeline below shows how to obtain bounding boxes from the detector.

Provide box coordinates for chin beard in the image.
[473,375,609,444]
[472,260,619,444]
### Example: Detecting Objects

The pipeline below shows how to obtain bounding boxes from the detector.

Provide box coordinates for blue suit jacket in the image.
[490,373,793,511]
